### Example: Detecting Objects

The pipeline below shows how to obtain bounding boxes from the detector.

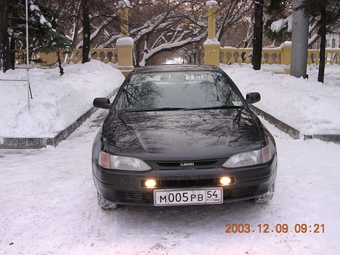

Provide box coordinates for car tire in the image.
[97,192,117,210]
[253,183,275,204]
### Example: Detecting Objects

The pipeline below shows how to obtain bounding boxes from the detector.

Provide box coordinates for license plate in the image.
[153,187,223,206]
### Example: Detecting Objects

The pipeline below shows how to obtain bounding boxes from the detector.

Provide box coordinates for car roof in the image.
[131,65,222,74]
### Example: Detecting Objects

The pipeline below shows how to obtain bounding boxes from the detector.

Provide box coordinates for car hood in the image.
[102,109,264,161]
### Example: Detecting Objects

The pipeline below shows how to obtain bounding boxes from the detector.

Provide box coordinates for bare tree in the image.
[252,0,264,70]
[0,0,9,71]
[298,0,340,83]
[129,0,256,66]
[45,0,120,49]
[82,0,90,63]
[128,0,206,66]
[216,0,254,44]
[13,0,277,67]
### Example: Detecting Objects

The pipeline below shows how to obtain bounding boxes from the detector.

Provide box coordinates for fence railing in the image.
[63,48,118,64]
[306,48,340,65]
[17,48,118,65]
[220,47,283,65]
[17,44,340,70]
[220,44,340,67]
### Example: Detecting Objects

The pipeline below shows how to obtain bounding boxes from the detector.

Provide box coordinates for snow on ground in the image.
[0,62,339,139]
[0,62,340,254]
[222,64,340,135]
[0,110,339,255]
[0,60,125,138]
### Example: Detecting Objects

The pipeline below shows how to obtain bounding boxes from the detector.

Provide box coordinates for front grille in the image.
[116,191,153,203]
[224,185,258,199]
[156,160,218,168]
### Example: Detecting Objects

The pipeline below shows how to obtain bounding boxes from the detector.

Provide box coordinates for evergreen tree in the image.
[298,0,340,83]
[264,0,294,44]
[29,1,73,74]
[4,0,72,74]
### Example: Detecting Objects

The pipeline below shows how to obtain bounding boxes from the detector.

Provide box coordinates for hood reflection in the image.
[102,109,263,161]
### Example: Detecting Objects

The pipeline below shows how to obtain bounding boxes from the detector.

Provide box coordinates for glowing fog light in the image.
[145,179,157,188]
[220,177,231,185]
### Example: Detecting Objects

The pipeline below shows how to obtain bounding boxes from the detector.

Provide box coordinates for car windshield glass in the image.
[115,70,244,111]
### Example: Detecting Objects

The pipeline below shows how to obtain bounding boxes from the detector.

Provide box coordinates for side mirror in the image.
[93,98,111,109]
[246,92,261,104]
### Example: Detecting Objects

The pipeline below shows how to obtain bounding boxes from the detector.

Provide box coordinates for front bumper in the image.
[92,155,277,206]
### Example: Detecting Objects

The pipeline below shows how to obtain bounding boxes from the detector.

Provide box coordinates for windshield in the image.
[115,70,244,111]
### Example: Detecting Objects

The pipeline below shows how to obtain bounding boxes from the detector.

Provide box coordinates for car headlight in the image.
[222,145,272,168]
[99,151,151,171]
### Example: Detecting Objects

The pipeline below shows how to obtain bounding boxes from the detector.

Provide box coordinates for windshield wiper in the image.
[186,105,244,111]
[120,107,186,112]
[119,105,243,113]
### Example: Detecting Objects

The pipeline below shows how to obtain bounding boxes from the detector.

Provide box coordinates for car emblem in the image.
[180,162,195,167]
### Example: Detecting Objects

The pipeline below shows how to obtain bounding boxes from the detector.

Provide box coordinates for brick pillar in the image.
[281,42,292,74]
[204,1,220,66]
[117,3,134,77]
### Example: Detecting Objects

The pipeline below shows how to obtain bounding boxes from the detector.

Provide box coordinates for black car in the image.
[92,65,277,209]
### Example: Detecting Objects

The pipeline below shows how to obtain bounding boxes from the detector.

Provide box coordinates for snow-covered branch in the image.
[139,30,207,66]
[216,0,254,42]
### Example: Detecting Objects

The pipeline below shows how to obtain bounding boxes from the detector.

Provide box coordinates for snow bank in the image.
[1,61,339,139]
[223,64,340,135]
[0,61,124,138]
